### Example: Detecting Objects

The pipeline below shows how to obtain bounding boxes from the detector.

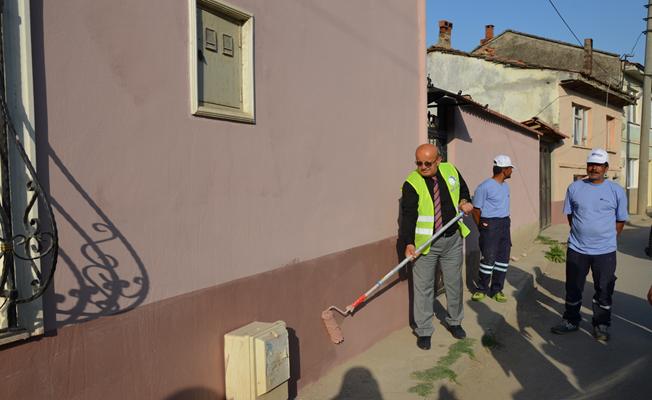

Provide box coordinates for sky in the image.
[426,0,648,64]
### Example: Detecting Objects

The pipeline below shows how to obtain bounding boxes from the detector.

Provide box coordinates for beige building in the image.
[428,24,635,225]
[622,62,652,213]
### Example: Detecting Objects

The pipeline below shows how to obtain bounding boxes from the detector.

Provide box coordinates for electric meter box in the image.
[224,320,290,400]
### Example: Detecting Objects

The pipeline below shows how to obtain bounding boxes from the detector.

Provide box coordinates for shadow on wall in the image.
[287,327,301,399]
[47,149,149,329]
[165,387,221,400]
[30,1,148,332]
[331,367,383,400]
[450,107,472,143]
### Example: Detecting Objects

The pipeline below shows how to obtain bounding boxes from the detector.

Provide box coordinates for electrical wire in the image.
[533,94,571,118]
[546,0,627,108]
[628,31,644,58]
[547,0,583,46]
[545,0,618,77]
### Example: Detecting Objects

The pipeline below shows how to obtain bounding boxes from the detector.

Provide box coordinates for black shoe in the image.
[416,336,431,350]
[593,325,610,342]
[550,320,579,334]
[448,325,466,339]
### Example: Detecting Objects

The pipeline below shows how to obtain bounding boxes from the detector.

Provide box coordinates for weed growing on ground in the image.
[409,338,475,397]
[536,235,557,245]
[409,382,434,397]
[537,235,566,263]
[545,244,566,263]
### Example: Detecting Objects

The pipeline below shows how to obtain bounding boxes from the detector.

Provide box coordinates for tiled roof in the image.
[521,117,568,141]
[471,30,620,58]
[428,87,543,138]
[427,46,633,103]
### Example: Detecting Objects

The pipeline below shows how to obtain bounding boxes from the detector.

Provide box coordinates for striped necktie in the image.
[432,177,443,231]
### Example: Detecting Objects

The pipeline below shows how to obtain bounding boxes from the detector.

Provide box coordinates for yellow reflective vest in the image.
[405,162,470,255]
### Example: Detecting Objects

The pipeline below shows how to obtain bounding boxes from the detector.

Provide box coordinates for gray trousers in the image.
[412,233,464,337]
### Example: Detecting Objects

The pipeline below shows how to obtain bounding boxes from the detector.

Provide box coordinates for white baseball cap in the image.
[587,148,608,164]
[493,155,515,169]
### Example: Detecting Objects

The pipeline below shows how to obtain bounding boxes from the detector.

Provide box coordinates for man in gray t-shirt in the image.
[551,148,628,342]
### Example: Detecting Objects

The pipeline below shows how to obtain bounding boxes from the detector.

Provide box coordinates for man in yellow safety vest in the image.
[399,143,474,350]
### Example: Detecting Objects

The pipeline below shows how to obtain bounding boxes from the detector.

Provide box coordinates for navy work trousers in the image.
[477,217,511,296]
[563,248,617,327]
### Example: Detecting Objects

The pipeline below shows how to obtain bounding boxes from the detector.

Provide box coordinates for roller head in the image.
[321,310,344,344]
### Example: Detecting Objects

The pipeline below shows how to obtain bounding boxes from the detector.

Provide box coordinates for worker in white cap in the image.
[551,148,628,341]
[470,155,514,303]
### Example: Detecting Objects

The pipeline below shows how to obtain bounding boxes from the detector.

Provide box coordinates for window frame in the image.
[605,115,616,151]
[572,104,589,146]
[627,158,639,189]
[188,0,255,123]
[628,103,637,124]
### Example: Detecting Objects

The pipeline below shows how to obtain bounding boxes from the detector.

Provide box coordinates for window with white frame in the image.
[606,116,616,150]
[628,103,637,123]
[572,104,588,146]
[189,0,254,123]
[627,159,639,188]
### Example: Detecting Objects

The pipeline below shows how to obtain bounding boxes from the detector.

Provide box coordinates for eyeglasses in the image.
[415,160,436,167]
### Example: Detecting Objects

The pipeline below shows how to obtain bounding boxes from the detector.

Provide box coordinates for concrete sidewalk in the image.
[297,215,651,399]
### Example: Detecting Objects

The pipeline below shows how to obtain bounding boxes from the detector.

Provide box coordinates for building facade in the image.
[427,24,634,225]
[0,1,427,398]
[622,62,652,212]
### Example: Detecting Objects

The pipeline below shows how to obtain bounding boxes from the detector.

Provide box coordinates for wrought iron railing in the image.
[0,3,58,337]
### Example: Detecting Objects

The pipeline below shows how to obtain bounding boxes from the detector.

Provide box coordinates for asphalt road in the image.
[450,220,652,400]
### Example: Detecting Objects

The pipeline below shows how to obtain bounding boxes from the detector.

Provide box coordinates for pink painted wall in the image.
[31,0,426,322]
[448,108,540,237]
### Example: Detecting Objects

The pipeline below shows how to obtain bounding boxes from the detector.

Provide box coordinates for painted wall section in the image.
[555,86,624,200]
[428,52,566,125]
[1,237,409,399]
[31,0,425,320]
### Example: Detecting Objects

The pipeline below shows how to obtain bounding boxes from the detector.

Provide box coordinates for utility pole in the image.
[637,0,652,215]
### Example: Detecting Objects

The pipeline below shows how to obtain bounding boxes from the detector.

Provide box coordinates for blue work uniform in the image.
[473,178,511,296]
[562,178,628,327]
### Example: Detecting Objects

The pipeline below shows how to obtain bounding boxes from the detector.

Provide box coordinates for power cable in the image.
[546,0,626,108]
[628,31,644,57]
[546,0,616,77]
[547,0,583,46]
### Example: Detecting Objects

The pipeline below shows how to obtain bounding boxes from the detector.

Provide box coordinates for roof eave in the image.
[428,87,543,138]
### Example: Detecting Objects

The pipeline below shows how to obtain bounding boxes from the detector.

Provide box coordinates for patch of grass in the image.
[409,338,475,397]
[537,235,567,263]
[447,339,476,362]
[536,235,558,245]
[545,244,566,263]
[408,382,434,397]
